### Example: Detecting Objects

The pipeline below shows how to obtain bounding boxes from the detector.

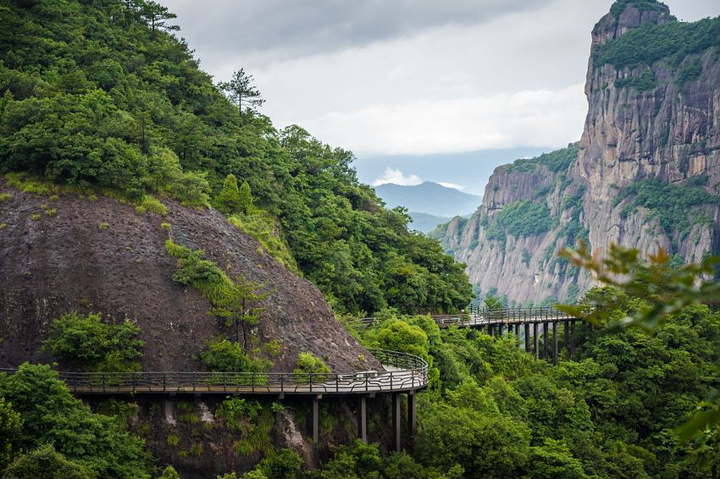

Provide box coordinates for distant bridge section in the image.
[359,307,586,365]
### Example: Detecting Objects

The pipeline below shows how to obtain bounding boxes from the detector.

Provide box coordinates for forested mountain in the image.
[434,1,720,306]
[0,0,472,316]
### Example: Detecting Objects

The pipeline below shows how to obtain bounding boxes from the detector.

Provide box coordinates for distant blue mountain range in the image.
[374,182,481,232]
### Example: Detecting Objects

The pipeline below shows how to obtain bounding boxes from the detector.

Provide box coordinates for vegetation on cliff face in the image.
[612,178,718,247]
[594,16,719,68]
[0,0,472,315]
[502,145,578,174]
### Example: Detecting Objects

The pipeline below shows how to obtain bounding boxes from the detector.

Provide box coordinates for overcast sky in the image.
[163,0,719,192]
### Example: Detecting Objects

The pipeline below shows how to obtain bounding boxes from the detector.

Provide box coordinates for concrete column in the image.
[515,323,520,338]
[488,324,494,337]
[408,392,416,440]
[533,323,539,358]
[552,322,558,365]
[524,323,531,352]
[392,393,402,452]
[543,322,549,359]
[358,396,367,443]
[312,395,320,443]
[564,321,570,351]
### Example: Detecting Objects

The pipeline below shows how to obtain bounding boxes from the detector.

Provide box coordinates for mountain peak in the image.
[593,1,673,46]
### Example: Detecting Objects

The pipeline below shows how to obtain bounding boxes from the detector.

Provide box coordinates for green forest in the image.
[1,1,719,478]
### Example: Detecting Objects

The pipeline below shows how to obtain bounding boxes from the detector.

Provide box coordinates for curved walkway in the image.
[0,349,428,396]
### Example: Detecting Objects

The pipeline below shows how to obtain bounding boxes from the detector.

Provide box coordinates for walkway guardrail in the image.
[0,349,428,396]
[358,307,574,329]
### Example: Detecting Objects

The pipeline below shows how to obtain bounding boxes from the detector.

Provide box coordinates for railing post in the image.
[102,373,106,393]
[192,372,196,392]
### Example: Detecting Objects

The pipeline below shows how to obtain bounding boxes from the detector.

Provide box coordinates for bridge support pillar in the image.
[564,321,570,352]
[312,395,320,444]
[543,322,549,359]
[514,323,520,339]
[408,391,416,441]
[524,323,531,352]
[358,396,368,443]
[488,324,494,337]
[533,323,539,358]
[392,393,402,452]
[570,320,576,358]
[552,322,558,365]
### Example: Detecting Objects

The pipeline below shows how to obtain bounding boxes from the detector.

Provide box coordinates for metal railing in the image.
[0,349,428,396]
[357,307,575,329]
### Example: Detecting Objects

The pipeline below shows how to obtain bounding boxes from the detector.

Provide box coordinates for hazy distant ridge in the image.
[375,182,481,218]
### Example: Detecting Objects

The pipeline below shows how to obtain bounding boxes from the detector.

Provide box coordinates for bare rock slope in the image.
[0,180,377,373]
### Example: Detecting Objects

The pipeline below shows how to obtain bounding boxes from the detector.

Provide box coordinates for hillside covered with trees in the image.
[0,0,472,315]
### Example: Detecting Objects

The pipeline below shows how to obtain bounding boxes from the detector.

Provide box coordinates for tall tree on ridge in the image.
[218,69,265,116]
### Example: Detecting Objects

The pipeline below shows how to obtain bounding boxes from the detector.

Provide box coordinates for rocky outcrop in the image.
[0,179,379,373]
[435,1,720,305]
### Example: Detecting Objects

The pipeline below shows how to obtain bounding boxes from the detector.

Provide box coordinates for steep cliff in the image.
[434,0,720,305]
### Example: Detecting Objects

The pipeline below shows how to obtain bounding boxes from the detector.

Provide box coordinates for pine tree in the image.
[216,174,241,214]
[238,180,253,215]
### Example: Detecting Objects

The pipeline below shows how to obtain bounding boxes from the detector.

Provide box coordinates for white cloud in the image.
[166,0,719,158]
[437,182,468,191]
[372,168,424,186]
[304,84,586,156]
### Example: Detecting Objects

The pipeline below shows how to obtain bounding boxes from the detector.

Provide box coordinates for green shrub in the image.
[200,338,271,373]
[135,195,167,215]
[227,212,298,273]
[294,352,331,382]
[165,239,232,303]
[258,449,305,479]
[2,445,93,479]
[42,312,144,371]
[216,397,262,428]
[0,193,11,202]
[159,465,181,479]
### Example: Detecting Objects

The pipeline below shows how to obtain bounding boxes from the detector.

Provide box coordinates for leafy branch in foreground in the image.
[558,242,720,459]
[558,241,719,329]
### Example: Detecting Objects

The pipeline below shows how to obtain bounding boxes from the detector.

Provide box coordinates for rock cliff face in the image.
[0,179,378,373]
[435,1,720,305]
